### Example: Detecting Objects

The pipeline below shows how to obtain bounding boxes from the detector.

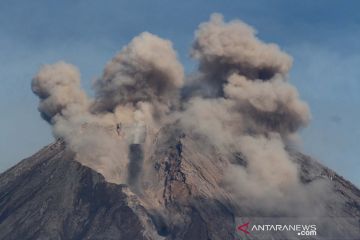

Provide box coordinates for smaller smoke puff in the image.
[32,62,89,123]
[94,32,184,112]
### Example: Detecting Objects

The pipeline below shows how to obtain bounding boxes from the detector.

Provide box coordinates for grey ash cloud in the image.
[32,13,315,209]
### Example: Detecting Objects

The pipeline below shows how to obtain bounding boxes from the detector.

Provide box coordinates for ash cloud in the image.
[191,13,292,96]
[188,13,310,135]
[32,13,323,213]
[93,32,184,114]
[32,62,89,123]
[32,33,184,184]
[224,74,310,134]
[180,13,315,211]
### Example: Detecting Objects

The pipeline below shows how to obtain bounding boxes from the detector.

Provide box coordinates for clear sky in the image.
[0,0,359,186]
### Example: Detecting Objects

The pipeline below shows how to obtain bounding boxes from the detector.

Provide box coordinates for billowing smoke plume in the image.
[32,62,89,123]
[93,32,185,161]
[32,13,320,213]
[191,13,292,95]
[180,13,314,209]
[188,13,310,135]
[32,33,184,184]
[94,32,184,114]
[224,74,310,134]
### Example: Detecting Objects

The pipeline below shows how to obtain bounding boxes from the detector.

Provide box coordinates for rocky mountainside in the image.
[0,140,159,240]
[1,126,360,240]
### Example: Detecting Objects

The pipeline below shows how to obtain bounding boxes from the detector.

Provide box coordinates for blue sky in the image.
[0,0,359,186]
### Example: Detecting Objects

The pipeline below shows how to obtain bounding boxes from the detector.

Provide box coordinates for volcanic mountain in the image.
[0,125,359,240]
[2,13,360,240]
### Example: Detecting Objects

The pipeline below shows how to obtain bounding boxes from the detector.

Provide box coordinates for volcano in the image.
[0,125,360,240]
[2,13,360,240]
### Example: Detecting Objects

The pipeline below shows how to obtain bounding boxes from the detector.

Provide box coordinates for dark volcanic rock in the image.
[0,140,151,240]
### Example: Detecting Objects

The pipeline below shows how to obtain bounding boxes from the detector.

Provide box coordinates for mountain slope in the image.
[0,140,158,240]
[1,127,360,240]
